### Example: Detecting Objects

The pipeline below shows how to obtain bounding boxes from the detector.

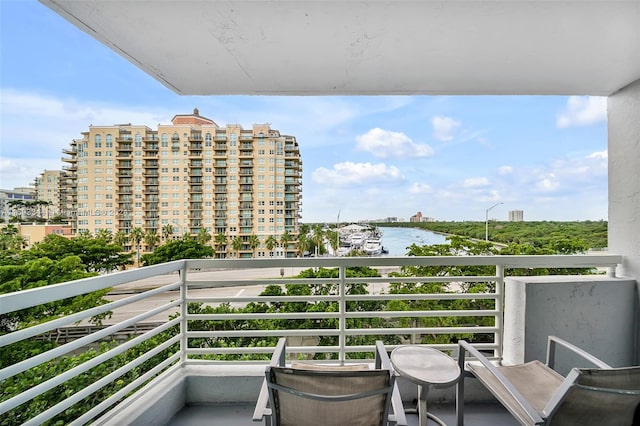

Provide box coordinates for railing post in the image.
[180,262,188,364]
[339,265,346,363]
[495,264,505,360]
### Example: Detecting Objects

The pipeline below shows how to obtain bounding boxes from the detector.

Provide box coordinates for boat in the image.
[348,233,367,248]
[362,238,383,256]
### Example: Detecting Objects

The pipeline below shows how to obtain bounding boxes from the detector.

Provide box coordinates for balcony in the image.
[2,254,634,425]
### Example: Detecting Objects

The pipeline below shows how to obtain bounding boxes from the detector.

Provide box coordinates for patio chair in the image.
[252,338,407,426]
[456,335,640,425]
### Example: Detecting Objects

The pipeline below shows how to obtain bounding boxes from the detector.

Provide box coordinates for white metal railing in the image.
[0,254,622,425]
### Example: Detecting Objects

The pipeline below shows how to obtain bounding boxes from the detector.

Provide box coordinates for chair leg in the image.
[456,374,465,426]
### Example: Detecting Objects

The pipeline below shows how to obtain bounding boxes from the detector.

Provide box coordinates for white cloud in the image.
[498,166,513,175]
[463,177,490,188]
[431,115,461,141]
[311,162,404,186]
[0,158,61,189]
[556,96,607,128]
[587,150,607,160]
[0,89,171,160]
[355,128,434,159]
[408,183,433,194]
[536,175,560,192]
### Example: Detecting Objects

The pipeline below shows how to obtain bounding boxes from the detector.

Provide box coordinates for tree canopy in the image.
[140,237,214,265]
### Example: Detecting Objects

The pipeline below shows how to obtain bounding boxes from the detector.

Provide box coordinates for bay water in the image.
[378,226,449,256]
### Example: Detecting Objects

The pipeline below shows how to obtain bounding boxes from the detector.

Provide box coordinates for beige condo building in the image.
[61,109,302,258]
[33,169,65,220]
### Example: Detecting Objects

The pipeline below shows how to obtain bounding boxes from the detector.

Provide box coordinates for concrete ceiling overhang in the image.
[41,0,640,96]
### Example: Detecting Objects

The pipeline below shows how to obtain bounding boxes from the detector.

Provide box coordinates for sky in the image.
[0,1,609,224]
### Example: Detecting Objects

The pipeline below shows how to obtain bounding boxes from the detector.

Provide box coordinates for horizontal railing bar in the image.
[24,335,181,426]
[349,293,499,301]
[346,326,497,335]
[187,293,499,304]
[186,342,499,356]
[187,329,341,338]
[187,312,339,320]
[187,295,339,303]
[186,276,500,289]
[348,310,498,318]
[186,325,496,339]
[1,317,180,415]
[0,261,184,314]
[0,300,181,382]
[69,354,182,426]
[0,281,181,347]
[186,309,497,321]
[184,255,621,270]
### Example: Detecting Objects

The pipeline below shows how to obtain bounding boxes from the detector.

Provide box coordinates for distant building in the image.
[59,109,303,258]
[0,187,36,223]
[421,216,436,222]
[509,210,524,222]
[0,223,73,248]
[34,170,65,220]
[410,211,423,222]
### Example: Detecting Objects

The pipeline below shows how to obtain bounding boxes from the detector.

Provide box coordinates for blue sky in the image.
[0,1,608,223]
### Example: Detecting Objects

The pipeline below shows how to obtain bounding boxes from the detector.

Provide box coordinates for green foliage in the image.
[0,256,110,332]
[140,237,214,265]
[1,326,179,426]
[18,234,133,273]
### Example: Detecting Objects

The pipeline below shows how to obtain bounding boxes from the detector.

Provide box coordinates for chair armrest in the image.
[252,338,288,422]
[546,335,611,370]
[458,340,544,425]
[375,341,407,426]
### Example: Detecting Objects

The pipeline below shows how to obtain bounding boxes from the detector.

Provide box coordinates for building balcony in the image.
[0,239,635,426]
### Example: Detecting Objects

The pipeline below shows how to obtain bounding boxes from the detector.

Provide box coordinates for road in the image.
[102,266,401,325]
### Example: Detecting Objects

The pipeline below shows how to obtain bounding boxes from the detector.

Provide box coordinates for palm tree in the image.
[312,224,325,256]
[130,227,145,265]
[144,229,160,251]
[231,235,244,258]
[8,200,25,220]
[214,232,227,257]
[248,234,260,257]
[95,228,113,242]
[196,228,212,246]
[77,229,92,238]
[162,224,174,242]
[297,233,311,257]
[265,235,278,257]
[114,230,129,249]
[279,231,292,257]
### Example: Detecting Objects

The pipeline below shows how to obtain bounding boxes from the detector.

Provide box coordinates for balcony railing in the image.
[0,254,621,424]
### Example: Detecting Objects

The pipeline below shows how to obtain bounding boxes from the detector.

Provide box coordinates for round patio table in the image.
[391,345,461,426]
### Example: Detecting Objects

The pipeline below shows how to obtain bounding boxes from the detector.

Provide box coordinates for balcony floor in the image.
[168,401,518,425]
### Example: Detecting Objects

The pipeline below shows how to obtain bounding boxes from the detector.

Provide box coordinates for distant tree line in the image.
[378,220,607,250]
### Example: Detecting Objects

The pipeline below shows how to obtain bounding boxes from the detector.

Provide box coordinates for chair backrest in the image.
[547,366,640,425]
[265,366,394,426]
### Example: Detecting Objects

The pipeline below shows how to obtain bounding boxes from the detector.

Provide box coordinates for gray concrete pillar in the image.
[608,78,640,363]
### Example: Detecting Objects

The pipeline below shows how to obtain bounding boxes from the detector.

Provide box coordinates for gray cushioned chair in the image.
[253,338,407,426]
[456,335,640,425]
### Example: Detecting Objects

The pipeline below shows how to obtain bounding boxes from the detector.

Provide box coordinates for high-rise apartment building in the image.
[61,109,302,258]
[508,210,524,222]
[33,169,65,220]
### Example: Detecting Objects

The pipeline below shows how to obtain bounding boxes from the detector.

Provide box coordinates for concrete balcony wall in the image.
[608,78,640,364]
[503,275,637,374]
